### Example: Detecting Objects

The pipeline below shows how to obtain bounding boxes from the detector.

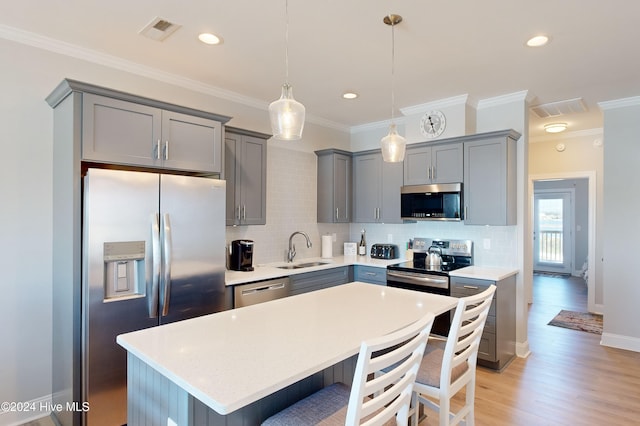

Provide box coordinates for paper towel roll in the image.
[321,235,333,258]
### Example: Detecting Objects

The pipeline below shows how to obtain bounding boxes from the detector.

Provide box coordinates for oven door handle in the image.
[386,271,449,290]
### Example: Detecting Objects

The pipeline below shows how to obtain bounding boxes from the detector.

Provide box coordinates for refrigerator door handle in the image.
[150,213,161,318]
[160,213,173,316]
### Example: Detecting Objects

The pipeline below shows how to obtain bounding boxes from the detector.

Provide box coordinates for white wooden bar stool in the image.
[261,312,435,426]
[410,285,496,426]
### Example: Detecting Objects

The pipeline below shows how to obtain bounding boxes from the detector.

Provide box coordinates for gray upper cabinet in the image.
[353,151,403,223]
[463,130,520,225]
[316,149,352,223]
[161,110,223,173]
[403,143,463,185]
[225,128,268,226]
[82,93,225,173]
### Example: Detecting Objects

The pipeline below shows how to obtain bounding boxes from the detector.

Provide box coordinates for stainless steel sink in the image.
[297,261,329,268]
[276,261,329,270]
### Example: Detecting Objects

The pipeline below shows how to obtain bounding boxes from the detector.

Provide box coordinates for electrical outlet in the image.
[387,234,393,243]
[167,417,178,426]
[332,233,337,242]
[483,238,491,250]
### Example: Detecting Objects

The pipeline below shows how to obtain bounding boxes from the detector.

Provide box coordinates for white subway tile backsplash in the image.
[226,146,351,264]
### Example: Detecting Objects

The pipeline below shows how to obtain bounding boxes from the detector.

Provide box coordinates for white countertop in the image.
[449,266,519,281]
[116,282,457,415]
[225,255,402,286]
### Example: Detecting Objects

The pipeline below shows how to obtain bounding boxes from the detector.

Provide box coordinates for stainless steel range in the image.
[387,237,473,336]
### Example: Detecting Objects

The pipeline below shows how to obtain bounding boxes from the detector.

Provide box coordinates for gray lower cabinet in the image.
[354,265,386,285]
[290,267,353,296]
[463,130,519,225]
[225,128,268,226]
[450,275,516,371]
[353,151,403,223]
[403,143,463,185]
[82,92,225,173]
[316,149,352,223]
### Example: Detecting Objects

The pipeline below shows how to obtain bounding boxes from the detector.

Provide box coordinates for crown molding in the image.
[399,94,470,116]
[477,90,531,109]
[0,24,349,132]
[350,117,407,134]
[598,96,640,110]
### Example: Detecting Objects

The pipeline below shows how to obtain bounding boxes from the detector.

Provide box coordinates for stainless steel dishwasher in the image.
[234,277,290,308]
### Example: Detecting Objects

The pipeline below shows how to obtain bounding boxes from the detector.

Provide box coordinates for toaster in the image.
[370,243,399,259]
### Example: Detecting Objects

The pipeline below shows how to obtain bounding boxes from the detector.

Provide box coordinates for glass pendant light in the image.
[269,0,305,140]
[381,14,406,163]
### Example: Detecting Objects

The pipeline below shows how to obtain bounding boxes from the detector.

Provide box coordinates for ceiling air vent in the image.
[531,98,587,118]
[139,17,181,41]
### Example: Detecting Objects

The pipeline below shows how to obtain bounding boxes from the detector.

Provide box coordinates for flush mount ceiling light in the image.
[380,14,406,163]
[526,35,549,47]
[544,123,568,133]
[269,0,305,140]
[198,32,222,45]
[342,92,359,100]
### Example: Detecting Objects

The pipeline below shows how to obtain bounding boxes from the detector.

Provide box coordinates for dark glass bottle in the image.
[358,229,367,256]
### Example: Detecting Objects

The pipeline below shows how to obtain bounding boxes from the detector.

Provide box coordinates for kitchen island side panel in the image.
[127,352,357,425]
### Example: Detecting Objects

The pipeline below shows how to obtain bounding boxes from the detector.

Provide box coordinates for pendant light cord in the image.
[390,16,396,124]
[285,0,290,85]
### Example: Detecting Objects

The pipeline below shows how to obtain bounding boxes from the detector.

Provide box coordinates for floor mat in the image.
[548,309,603,334]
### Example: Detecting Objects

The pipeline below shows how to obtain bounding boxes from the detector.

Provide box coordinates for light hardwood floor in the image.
[419,274,640,426]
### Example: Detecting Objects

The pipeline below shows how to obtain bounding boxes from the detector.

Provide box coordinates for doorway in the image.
[533,189,574,274]
[528,173,596,313]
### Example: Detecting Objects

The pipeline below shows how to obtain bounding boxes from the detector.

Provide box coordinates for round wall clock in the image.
[420,110,446,138]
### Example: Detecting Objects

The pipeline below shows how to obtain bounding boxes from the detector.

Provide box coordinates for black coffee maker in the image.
[229,240,254,271]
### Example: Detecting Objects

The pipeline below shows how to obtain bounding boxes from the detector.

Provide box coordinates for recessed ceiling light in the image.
[342,92,358,100]
[544,123,568,133]
[198,33,222,45]
[526,35,549,47]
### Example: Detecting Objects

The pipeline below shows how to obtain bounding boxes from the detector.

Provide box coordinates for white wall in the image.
[600,98,640,352]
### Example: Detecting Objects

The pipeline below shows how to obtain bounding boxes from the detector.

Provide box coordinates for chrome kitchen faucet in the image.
[287,231,312,262]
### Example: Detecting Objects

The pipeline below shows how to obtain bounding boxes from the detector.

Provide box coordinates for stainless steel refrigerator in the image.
[81,168,230,425]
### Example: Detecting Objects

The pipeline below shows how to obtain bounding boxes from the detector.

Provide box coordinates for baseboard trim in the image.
[593,303,604,315]
[0,394,52,426]
[516,340,531,358]
[601,332,640,353]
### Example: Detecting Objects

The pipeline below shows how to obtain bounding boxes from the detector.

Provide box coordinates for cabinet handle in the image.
[336,208,339,220]
[236,205,241,221]
[428,166,432,180]
[463,285,479,290]
[155,140,161,160]
[365,272,376,276]
[432,166,436,180]
[464,206,468,220]
[164,141,169,160]
[242,205,246,221]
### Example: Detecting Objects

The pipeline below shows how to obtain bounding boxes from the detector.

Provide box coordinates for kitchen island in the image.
[117,282,457,425]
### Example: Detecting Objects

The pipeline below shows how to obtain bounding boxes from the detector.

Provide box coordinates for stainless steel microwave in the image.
[400,183,463,221]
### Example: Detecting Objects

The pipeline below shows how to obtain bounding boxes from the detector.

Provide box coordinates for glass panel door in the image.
[534,191,573,274]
